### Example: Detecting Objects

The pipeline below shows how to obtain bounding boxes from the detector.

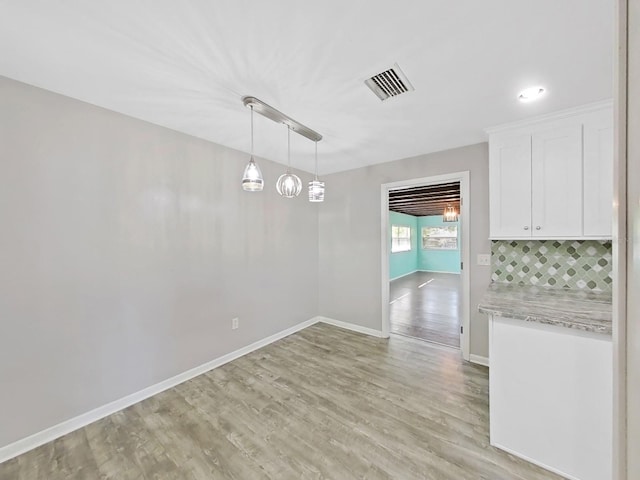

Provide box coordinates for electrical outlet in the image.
[477,254,491,266]
[232,317,239,330]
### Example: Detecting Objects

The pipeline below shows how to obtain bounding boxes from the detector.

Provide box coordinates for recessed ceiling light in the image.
[518,86,546,102]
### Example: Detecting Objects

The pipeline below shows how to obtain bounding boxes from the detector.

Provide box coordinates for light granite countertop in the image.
[478,283,612,335]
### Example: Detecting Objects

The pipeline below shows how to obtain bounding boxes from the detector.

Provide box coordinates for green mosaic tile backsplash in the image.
[491,240,612,291]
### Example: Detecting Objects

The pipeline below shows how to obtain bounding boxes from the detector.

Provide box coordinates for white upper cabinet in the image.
[583,109,614,237]
[489,134,532,237]
[531,125,583,237]
[487,102,613,240]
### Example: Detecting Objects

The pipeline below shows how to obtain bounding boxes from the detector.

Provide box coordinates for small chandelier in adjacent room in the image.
[308,141,325,202]
[241,105,264,191]
[443,204,459,222]
[276,127,302,198]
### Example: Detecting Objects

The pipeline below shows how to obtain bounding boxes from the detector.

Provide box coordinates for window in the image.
[422,226,458,250]
[391,225,411,252]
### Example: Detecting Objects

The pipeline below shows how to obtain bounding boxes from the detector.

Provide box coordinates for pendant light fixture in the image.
[308,141,325,202]
[241,105,264,191]
[443,204,459,222]
[276,127,302,198]
[241,96,324,199]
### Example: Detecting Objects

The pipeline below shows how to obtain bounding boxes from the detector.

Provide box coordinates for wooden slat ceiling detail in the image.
[388,181,460,217]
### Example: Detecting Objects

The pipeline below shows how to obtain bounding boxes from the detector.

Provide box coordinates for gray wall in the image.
[318,143,492,357]
[0,76,319,448]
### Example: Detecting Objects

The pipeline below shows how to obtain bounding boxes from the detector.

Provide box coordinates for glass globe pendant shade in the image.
[242,157,264,191]
[308,180,325,202]
[276,171,302,198]
[277,127,302,198]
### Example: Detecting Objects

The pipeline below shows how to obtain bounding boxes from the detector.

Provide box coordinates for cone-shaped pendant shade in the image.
[242,157,263,191]
[241,106,263,191]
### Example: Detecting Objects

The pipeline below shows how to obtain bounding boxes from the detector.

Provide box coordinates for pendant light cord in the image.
[314,141,319,181]
[250,105,254,157]
[287,126,291,171]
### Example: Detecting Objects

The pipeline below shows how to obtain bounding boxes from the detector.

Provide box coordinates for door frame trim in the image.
[380,171,471,360]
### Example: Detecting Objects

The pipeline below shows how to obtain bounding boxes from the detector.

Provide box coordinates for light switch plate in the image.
[477,254,491,266]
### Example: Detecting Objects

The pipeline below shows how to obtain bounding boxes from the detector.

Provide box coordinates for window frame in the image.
[421,225,459,250]
[391,224,412,253]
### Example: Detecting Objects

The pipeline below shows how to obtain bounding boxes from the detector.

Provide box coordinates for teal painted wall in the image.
[418,216,461,273]
[389,211,418,279]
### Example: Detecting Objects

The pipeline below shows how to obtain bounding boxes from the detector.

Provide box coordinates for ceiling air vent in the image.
[365,63,415,101]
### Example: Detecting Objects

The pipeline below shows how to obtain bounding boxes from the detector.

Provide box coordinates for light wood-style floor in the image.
[390,272,462,348]
[1,323,561,480]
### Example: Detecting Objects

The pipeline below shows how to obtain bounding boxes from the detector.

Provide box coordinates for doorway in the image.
[381,172,470,360]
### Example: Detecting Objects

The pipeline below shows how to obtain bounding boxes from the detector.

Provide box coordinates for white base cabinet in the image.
[489,316,612,480]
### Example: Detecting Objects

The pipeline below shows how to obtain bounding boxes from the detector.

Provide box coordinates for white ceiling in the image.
[0,0,613,175]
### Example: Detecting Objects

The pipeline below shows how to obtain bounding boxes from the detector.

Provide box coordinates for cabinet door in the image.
[489,134,532,237]
[583,110,613,237]
[489,317,613,480]
[531,126,583,237]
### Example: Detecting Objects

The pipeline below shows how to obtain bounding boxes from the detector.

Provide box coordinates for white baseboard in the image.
[0,317,319,464]
[491,441,579,480]
[389,270,461,281]
[389,270,418,281]
[469,354,489,367]
[419,270,461,275]
[317,316,387,338]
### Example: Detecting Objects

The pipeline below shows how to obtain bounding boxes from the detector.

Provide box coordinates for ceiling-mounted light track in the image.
[242,96,322,142]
